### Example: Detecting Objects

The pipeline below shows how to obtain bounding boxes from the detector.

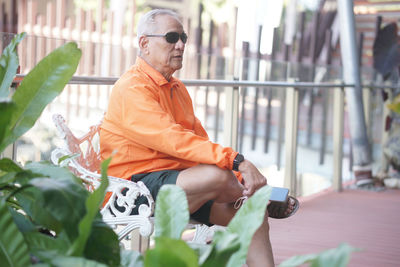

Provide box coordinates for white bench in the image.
[50,114,211,251]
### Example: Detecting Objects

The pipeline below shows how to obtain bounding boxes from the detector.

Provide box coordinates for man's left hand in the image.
[238,160,267,196]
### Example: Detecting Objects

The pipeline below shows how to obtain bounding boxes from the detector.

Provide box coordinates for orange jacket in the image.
[100,57,238,180]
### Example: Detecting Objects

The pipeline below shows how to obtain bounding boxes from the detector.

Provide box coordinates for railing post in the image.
[333,84,344,191]
[363,87,371,140]
[224,84,239,150]
[283,81,299,195]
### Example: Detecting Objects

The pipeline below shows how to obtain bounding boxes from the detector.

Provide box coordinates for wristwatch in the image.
[233,153,244,171]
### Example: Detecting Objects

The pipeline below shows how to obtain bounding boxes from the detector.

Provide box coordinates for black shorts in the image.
[131,170,214,226]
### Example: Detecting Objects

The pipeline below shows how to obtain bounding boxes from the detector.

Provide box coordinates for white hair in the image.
[137,9,182,40]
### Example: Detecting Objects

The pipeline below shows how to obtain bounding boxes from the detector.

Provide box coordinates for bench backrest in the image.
[52,114,104,191]
[52,114,101,172]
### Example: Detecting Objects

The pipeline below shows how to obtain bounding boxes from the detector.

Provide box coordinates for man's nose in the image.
[175,39,185,50]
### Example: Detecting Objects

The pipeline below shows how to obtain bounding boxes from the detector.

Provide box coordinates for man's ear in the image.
[139,36,149,54]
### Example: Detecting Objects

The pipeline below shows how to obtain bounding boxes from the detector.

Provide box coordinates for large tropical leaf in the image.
[68,158,111,256]
[18,162,88,238]
[25,161,79,182]
[0,100,15,151]
[8,206,36,233]
[22,162,88,238]
[0,32,25,98]
[27,176,88,240]
[24,231,70,256]
[0,200,31,267]
[200,230,240,267]
[16,185,63,235]
[0,157,25,187]
[154,184,189,239]
[33,252,109,267]
[84,221,120,266]
[0,41,81,152]
[0,157,24,172]
[0,159,39,188]
[278,243,360,267]
[120,250,144,267]
[144,237,198,267]
[226,185,272,267]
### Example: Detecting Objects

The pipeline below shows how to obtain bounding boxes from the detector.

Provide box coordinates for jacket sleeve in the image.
[110,82,237,170]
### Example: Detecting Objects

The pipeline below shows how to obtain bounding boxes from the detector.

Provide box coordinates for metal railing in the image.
[8,75,398,195]
[14,73,400,89]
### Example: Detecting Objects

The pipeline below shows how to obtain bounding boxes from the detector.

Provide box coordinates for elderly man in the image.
[100,9,297,266]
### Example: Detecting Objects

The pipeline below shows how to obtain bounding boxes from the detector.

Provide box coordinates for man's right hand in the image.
[238,160,267,196]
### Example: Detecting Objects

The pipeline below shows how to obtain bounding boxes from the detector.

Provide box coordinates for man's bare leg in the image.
[176,164,244,213]
[209,202,274,267]
[176,164,275,267]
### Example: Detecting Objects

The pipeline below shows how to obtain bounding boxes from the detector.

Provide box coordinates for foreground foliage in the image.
[0,32,131,267]
[135,184,272,267]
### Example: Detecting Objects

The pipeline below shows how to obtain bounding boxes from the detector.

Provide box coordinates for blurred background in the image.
[1,0,400,197]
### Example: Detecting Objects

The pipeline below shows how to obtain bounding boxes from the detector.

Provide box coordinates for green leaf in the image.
[387,102,400,114]
[39,255,108,267]
[279,243,360,267]
[68,158,110,257]
[15,186,63,233]
[387,94,400,115]
[226,185,272,267]
[8,206,36,233]
[24,231,70,256]
[0,172,18,187]
[0,41,81,152]
[0,157,24,172]
[188,243,213,265]
[0,32,26,98]
[279,253,318,267]
[27,177,88,238]
[0,161,37,186]
[57,153,80,165]
[0,100,15,151]
[0,200,31,267]
[25,161,78,182]
[120,250,144,267]
[200,230,240,267]
[154,184,189,239]
[144,237,198,267]
[84,221,120,266]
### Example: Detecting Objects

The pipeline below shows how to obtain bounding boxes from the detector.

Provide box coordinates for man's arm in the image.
[112,83,237,170]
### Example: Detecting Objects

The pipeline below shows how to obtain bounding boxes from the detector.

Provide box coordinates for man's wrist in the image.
[233,153,244,171]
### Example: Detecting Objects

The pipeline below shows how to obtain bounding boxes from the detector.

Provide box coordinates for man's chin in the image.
[172,63,183,71]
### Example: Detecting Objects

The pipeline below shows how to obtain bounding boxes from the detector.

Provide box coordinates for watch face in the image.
[235,154,244,163]
[233,153,244,171]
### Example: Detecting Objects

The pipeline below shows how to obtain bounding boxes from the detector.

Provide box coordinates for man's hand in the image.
[238,160,267,196]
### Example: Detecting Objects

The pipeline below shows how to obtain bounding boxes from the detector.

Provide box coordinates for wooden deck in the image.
[269,188,400,266]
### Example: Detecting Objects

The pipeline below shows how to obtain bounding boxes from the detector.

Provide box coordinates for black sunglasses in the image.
[146,32,188,44]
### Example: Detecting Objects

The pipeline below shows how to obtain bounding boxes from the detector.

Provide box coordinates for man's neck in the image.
[138,55,173,82]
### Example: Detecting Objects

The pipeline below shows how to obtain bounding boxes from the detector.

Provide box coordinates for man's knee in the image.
[183,164,234,188]
[177,164,242,202]
[205,166,244,203]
